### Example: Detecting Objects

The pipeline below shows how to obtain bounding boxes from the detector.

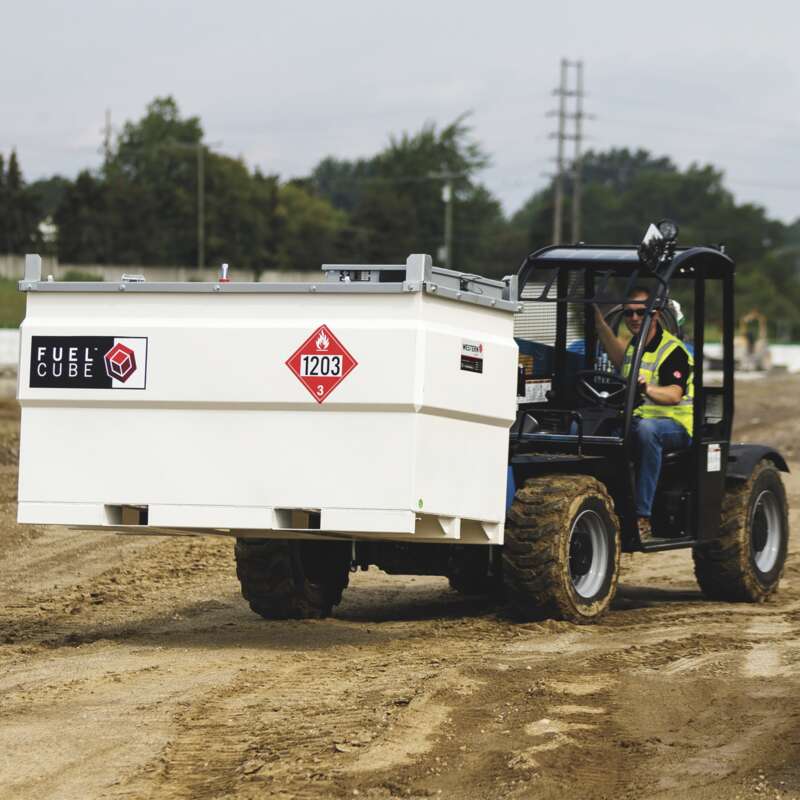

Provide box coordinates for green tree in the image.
[276,183,347,271]
[27,175,69,219]
[54,170,110,263]
[1,150,41,253]
[310,115,503,272]
[509,147,795,335]
[205,160,283,275]
[55,96,287,272]
[0,154,6,251]
[311,157,377,214]
[103,96,201,264]
[783,220,800,246]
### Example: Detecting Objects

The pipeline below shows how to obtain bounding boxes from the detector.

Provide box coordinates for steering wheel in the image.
[575,370,631,410]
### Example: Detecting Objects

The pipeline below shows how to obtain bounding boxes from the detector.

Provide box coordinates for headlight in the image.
[657,218,679,242]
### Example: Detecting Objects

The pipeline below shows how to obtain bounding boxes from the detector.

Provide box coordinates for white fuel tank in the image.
[17,255,520,544]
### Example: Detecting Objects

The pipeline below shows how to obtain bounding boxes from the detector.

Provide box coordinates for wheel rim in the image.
[751,490,782,574]
[569,509,609,599]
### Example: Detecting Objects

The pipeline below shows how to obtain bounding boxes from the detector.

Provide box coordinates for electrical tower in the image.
[547,59,591,244]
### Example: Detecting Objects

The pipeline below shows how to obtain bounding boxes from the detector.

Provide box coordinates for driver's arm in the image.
[593,305,626,369]
[641,345,691,405]
[639,380,683,405]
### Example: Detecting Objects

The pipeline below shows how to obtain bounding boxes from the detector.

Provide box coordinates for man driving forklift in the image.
[594,287,693,542]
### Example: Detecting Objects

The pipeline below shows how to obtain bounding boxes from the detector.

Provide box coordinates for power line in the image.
[727,178,800,192]
[588,96,799,137]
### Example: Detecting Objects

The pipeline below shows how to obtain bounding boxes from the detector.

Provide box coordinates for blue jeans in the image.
[633,417,691,517]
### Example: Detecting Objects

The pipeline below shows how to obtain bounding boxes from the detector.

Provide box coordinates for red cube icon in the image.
[104,342,137,383]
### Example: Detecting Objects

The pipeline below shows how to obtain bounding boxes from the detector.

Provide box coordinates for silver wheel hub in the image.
[569,509,609,599]
[751,490,781,574]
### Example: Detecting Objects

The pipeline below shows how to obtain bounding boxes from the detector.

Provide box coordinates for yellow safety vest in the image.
[622,328,694,438]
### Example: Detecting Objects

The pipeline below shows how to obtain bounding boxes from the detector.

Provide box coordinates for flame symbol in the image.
[315,330,330,351]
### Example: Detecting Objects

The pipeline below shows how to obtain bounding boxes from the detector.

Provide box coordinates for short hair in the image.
[627,285,651,301]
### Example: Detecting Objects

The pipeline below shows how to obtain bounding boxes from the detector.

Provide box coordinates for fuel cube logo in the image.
[286,324,357,403]
[104,342,137,382]
[29,335,148,390]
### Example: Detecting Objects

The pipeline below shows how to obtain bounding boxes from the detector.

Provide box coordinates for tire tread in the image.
[693,461,789,602]
[503,474,620,624]
[234,539,350,620]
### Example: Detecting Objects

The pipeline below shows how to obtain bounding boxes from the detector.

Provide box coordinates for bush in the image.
[61,269,103,282]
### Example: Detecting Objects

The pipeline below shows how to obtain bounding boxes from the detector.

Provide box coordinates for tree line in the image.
[4,96,800,335]
[0,151,41,254]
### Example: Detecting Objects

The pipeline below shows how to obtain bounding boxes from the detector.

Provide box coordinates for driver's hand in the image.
[637,377,649,398]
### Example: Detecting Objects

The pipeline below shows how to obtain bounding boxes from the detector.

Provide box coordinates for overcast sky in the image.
[2,0,798,223]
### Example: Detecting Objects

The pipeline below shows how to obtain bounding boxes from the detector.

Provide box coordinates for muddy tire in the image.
[234,539,351,620]
[503,475,620,624]
[693,461,789,602]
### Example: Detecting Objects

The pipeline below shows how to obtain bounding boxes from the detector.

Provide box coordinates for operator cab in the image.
[510,221,735,548]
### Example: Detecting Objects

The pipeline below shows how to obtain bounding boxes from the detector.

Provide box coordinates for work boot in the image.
[638,517,654,544]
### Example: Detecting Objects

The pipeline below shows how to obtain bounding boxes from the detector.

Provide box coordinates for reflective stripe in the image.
[622,329,694,437]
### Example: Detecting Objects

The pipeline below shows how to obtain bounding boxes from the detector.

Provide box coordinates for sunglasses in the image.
[623,308,654,319]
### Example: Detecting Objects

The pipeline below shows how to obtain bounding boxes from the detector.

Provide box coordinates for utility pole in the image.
[442,178,453,267]
[428,171,463,266]
[197,143,205,270]
[164,140,220,270]
[550,58,568,245]
[571,60,585,243]
[547,59,591,244]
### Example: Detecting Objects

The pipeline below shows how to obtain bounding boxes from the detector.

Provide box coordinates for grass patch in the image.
[0,271,105,329]
[0,279,26,328]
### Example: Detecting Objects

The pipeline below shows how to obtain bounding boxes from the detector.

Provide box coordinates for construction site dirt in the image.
[2,375,799,800]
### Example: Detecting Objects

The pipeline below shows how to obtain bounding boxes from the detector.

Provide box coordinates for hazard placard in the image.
[285,324,358,403]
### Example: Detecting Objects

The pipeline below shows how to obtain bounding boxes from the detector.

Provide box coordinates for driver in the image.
[594,287,693,542]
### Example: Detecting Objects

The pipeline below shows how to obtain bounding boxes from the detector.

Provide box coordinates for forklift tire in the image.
[693,461,789,602]
[234,539,351,620]
[503,475,621,624]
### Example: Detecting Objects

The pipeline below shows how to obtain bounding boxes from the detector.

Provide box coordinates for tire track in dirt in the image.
[0,534,235,655]
[3,380,800,799]
[105,641,485,799]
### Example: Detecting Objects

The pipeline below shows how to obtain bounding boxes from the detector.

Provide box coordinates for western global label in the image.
[460,340,484,373]
[29,336,148,389]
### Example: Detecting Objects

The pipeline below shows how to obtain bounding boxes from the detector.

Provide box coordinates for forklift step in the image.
[640,536,695,553]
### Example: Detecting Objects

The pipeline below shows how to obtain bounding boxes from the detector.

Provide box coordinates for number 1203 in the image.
[300,354,342,377]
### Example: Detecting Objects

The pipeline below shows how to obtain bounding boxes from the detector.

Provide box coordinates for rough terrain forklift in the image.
[503,220,790,622]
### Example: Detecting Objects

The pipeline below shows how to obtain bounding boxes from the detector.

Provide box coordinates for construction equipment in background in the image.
[734,309,772,372]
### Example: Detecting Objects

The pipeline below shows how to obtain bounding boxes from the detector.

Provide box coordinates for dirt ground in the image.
[2,376,800,800]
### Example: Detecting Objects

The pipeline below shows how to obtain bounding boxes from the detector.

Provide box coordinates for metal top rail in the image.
[18,254,522,314]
